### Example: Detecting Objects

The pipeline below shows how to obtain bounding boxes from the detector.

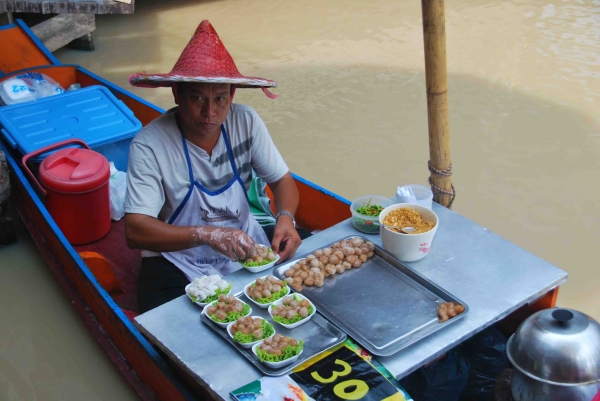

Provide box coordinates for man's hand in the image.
[192,226,256,261]
[271,216,301,263]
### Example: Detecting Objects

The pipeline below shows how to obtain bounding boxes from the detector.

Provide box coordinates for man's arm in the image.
[268,172,302,262]
[125,214,256,260]
[125,214,195,252]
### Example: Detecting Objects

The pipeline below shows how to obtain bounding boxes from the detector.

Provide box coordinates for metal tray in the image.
[273,236,469,357]
[200,291,347,376]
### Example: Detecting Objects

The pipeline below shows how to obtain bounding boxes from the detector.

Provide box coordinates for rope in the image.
[428,160,456,208]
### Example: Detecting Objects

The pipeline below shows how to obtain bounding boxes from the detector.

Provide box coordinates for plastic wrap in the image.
[0,72,65,105]
[109,162,127,221]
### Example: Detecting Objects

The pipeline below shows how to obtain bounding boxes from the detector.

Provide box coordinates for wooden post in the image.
[422,0,455,208]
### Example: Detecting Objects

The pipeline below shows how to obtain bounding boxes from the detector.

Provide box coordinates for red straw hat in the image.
[129,20,278,98]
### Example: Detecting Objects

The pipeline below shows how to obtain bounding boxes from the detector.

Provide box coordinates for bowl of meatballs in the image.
[241,244,280,273]
[203,295,252,328]
[244,275,290,309]
[227,316,275,349]
[252,334,304,368]
[268,294,316,329]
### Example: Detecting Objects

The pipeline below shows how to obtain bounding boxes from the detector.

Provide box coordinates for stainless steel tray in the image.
[273,236,469,357]
[200,291,347,376]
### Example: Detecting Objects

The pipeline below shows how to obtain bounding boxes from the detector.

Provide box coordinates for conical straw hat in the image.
[129,20,278,98]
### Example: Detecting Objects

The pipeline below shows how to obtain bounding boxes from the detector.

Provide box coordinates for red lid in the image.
[39,148,110,193]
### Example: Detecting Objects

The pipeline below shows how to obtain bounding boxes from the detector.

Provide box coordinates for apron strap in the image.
[221,125,250,201]
[176,113,195,184]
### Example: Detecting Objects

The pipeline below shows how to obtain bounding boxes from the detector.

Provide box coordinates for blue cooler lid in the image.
[0,85,142,159]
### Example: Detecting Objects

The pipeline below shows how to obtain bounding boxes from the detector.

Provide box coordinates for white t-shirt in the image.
[124,103,288,225]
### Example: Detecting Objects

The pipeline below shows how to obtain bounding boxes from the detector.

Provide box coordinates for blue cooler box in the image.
[0,85,142,171]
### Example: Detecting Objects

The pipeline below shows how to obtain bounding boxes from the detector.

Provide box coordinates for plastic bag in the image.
[0,72,65,106]
[457,326,509,401]
[399,349,469,401]
[109,162,127,221]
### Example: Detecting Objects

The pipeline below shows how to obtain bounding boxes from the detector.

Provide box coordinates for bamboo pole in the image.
[422,0,455,208]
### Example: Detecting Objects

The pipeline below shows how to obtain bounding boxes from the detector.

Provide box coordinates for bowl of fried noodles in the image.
[379,203,438,262]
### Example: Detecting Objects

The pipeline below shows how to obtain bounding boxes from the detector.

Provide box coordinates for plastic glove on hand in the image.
[190,226,255,260]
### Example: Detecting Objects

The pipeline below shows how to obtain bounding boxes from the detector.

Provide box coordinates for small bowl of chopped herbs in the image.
[350,195,395,234]
[227,316,276,349]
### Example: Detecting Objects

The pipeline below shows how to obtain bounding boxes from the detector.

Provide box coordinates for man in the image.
[125,21,306,313]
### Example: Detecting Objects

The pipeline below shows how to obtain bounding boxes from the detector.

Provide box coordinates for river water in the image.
[1,0,599,399]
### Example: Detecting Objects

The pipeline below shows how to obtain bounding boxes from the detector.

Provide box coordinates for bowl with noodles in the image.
[379,203,439,262]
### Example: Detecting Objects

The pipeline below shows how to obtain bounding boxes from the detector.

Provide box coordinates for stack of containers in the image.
[0,85,143,244]
[0,85,142,172]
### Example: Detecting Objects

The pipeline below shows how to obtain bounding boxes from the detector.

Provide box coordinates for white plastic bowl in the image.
[268,293,317,329]
[243,275,291,309]
[226,316,275,349]
[252,342,303,368]
[379,203,439,262]
[202,299,252,328]
[242,250,280,274]
[185,283,232,307]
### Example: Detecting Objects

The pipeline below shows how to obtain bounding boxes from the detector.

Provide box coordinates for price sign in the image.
[291,346,405,401]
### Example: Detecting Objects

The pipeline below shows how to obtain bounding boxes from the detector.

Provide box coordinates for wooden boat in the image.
[0,20,558,401]
[0,20,352,400]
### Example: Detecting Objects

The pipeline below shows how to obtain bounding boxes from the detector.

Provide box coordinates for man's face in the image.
[175,82,232,137]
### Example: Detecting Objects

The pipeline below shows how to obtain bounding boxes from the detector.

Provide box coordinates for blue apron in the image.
[162,125,269,280]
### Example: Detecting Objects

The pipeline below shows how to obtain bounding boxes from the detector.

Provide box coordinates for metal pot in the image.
[507,308,600,401]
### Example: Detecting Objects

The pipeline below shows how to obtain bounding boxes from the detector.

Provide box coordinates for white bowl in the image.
[268,294,317,329]
[185,283,232,307]
[379,203,439,262]
[252,342,303,368]
[226,316,275,349]
[242,253,280,274]
[243,275,291,309]
[202,299,252,328]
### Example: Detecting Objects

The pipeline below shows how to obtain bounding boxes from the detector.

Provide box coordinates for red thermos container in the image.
[22,139,111,245]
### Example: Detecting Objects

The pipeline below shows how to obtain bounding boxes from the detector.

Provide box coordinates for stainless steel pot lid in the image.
[507,308,600,385]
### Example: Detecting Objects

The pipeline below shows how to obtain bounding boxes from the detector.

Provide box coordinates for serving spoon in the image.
[380,224,416,234]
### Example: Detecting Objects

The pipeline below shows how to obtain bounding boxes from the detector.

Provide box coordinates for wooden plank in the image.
[0,0,134,14]
[31,13,95,52]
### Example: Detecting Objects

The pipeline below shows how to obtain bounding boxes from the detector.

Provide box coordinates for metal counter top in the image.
[134,203,568,400]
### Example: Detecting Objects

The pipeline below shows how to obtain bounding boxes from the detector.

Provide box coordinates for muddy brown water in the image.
[1,0,599,398]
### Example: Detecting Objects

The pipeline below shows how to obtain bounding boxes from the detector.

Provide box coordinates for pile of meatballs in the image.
[283,238,376,291]
[205,294,246,321]
[241,244,276,266]
[270,295,312,321]
[246,276,287,302]
[257,334,300,357]
[230,316,268,340]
